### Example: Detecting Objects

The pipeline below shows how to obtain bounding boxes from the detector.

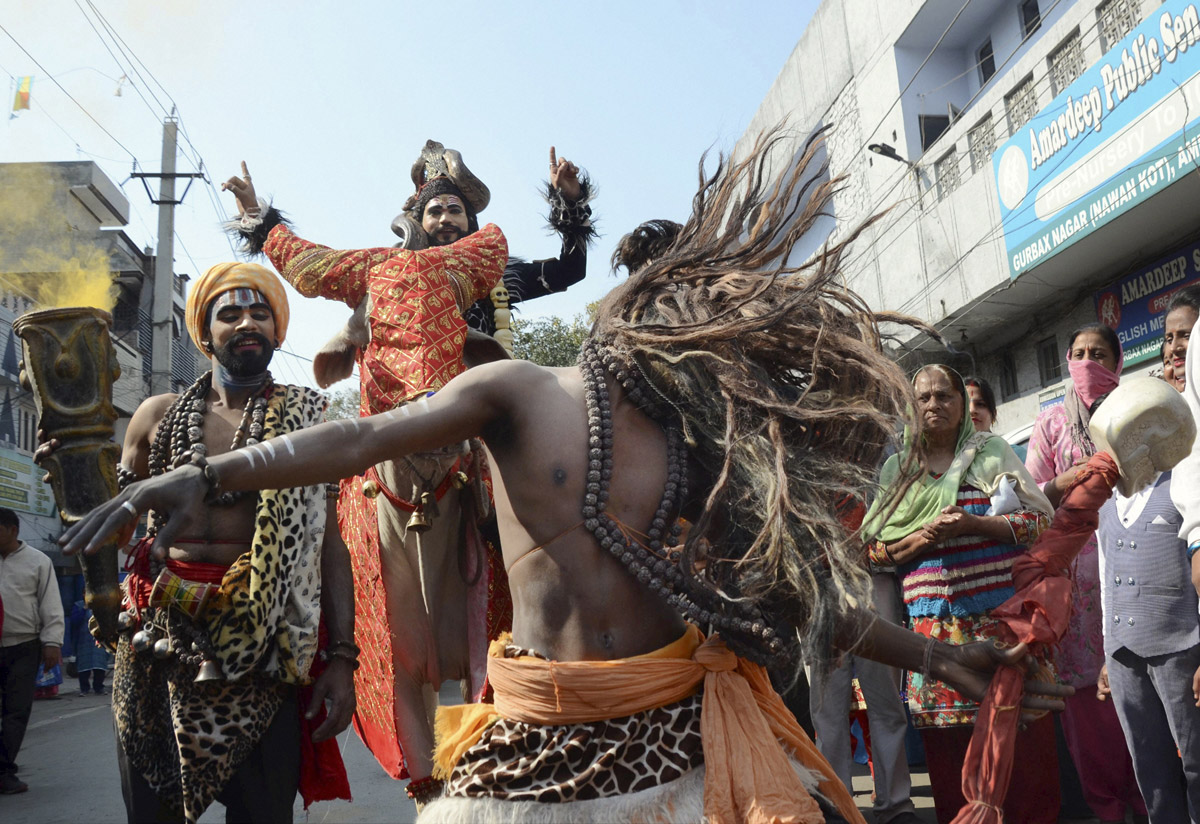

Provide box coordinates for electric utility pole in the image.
[131,113,203,395]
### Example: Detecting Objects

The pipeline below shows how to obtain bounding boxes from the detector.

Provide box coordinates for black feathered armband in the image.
[545,174,597,255]
[222,198,290,257]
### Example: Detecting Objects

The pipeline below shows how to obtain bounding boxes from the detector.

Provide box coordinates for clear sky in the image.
[0,0,819,390]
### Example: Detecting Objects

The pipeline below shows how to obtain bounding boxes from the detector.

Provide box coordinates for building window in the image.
[1036,335,1062,385]
[1021,0,1042,38]
[978,39,997,84]
[1005,74,1038,135]
[1048,29,1085,96]
[999,351,1019,400]
[935,150,961,200]
[968,114,997,172]
[919,114,952,151]
[1098,0,1141,54]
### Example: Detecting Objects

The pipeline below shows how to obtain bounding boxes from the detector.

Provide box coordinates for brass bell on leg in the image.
[406,505,432,534]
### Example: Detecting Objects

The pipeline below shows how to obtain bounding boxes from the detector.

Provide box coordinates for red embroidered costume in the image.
[260,219,511,777]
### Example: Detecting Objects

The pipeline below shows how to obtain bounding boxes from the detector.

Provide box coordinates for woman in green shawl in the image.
[865,364,1057,823]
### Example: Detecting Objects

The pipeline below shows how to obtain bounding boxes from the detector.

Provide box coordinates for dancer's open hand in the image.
[59,467,208,559]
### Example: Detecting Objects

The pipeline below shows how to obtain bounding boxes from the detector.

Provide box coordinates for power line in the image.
[0,21,138,162]
[841,3,1116,284]
[836,0,1072,275]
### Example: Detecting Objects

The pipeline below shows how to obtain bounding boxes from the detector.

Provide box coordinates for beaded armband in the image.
[1188,541,1200,563]
[325,483,340,500]
[187,455,224,504]
[116,464,140,491]
[319,639,361,670]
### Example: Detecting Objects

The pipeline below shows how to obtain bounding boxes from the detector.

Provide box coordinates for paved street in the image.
[1,687,420,823]
[1,682,938,823]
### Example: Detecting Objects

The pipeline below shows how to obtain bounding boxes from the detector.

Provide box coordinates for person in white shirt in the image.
[0,507,64,795]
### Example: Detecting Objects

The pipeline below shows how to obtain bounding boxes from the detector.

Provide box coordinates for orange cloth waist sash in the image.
[434,625,865,824]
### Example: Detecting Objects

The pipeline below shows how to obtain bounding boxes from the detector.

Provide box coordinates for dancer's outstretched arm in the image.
[61,359,537,557]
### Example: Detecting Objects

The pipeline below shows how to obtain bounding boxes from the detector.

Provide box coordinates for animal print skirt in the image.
[440,641,703,802]
[112,637,284,823]
[428,642,852,823]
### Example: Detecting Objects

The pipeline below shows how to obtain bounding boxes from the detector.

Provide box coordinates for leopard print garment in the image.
[443,643,704,802]
[113,383,328,822]
[206,383,328,684]
[112,641,283,823]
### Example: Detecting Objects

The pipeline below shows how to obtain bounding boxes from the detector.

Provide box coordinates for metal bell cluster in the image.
[119,609,224,682]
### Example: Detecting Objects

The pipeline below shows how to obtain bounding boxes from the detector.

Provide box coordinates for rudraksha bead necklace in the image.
[579,339,782,665]
[146,371,272,535]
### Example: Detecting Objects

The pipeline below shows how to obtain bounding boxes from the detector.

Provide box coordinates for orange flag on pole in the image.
[11,76,31,114]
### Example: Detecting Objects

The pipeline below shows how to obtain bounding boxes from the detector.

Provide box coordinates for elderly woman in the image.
[866,364,1056,823]
[1025,325,1146,824]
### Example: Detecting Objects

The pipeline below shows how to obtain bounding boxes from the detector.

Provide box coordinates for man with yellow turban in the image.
[94,262,355,822]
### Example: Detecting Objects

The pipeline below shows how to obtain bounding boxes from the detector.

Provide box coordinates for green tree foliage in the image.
[511,313,590,367]
[324,386,361,421]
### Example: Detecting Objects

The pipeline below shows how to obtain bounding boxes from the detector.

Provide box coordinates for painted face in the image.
[205,288,276,376]
[421,195,470,247]
[914,369,964,439]
[1068,331,1118,373]
[966,385,994,432]
[1164,306,1198,392]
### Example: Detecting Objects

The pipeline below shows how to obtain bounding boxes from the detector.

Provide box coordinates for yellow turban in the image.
[185,262,290,351]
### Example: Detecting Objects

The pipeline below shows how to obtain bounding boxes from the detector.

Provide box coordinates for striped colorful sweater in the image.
[900,482,1050,727]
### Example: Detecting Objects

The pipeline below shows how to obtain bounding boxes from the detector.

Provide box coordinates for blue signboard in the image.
[994,1,1200,279]
[1093,237,1200,365]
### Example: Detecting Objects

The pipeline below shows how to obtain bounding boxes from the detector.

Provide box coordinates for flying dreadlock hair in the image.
[591,127,922,666]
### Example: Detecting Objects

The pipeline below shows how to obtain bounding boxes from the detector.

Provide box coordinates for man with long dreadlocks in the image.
[69,131,1068,823]
[43,262,357,822]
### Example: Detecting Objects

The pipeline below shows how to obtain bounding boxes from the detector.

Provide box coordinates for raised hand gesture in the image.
[221,161,259,216]
[549,146,581,202]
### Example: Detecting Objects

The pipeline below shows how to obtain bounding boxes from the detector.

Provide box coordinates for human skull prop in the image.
[490,283,510,309]
[1089,377,1196,496]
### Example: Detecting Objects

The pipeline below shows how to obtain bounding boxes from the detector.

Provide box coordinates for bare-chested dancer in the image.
[65,133,1066,823]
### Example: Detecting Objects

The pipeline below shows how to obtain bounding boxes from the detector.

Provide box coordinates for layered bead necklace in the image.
[147,370,272,523]
[579,339,783,665]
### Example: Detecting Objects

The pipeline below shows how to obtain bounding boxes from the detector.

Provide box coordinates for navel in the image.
[552,468,567,486]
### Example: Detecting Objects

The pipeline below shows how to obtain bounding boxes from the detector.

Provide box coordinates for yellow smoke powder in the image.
[0,165,118,312]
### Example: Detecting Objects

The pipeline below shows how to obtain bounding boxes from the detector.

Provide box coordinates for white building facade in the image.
[741,0,1200,435]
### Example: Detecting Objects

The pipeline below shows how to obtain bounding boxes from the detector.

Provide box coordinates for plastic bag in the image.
[986,476,1020,516]
[35,661,63,688]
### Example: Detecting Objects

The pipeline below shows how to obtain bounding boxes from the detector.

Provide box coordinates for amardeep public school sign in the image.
[995,1,1200,279]
[1094,237,1200,366]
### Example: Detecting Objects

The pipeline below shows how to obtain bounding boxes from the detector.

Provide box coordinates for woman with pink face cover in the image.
[1025,325,1146,824]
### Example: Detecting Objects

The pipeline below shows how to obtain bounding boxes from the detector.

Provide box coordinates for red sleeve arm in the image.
[420,223,509,312]
[262,223,396,308]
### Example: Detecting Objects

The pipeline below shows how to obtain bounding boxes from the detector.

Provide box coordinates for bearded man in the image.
[80,131,1069,822]
[44,264,356,823]
[221,149,516,800]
